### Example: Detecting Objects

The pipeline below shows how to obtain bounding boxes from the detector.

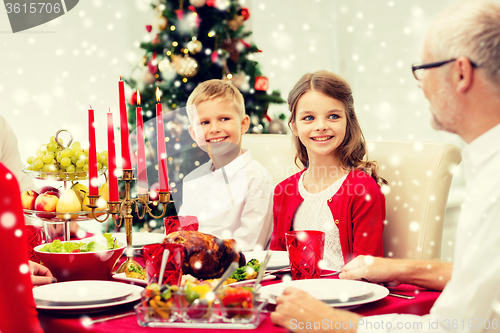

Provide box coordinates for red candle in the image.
[88,107,98,196]
[119,77,132,170]
[107,111,119,202]
[136,92,148,194]
[156,87,169,192]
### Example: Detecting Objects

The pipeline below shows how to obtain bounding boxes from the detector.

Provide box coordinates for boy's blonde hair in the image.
[186,79,246,123]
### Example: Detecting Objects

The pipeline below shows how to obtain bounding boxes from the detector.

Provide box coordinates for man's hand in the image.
[339,256,404,287]
[270,287,362,333]
[29,261,56,286]
[340,256,451,291]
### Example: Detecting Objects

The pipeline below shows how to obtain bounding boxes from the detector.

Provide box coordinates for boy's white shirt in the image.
[178,149,273,252]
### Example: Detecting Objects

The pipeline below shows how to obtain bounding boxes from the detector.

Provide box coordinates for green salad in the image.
[230,259,261,281]
[39,233,118,253]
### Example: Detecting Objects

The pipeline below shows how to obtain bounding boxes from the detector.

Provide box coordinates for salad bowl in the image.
[35,234,125,282]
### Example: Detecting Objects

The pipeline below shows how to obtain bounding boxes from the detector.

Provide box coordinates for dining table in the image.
[36,254,441,333]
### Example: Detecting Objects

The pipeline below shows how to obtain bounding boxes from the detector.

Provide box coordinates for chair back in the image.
[242,134,462,260]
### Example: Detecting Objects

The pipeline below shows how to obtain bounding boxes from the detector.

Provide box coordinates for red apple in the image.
[39,186,61,198]
[21,190,39,210]
[34,192,59,218]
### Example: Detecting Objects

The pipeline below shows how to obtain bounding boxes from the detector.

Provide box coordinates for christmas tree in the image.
[121,0,285,230]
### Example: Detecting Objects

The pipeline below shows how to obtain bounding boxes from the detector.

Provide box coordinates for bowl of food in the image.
[34,233,125,282]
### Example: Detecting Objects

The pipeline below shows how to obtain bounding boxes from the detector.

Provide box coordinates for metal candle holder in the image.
[87,168,171,273]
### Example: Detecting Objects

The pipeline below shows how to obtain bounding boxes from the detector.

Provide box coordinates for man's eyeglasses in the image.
[411,58,479,80]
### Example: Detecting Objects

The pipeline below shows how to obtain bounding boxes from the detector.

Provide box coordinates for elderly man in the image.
[271,1,500,332]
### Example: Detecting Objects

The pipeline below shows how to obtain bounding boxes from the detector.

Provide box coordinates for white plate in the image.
[258,279,389,308]
[34,284,143,314]
[228,275,276,287]
[82,232,164,248]
[33,280,134,304]
[243,250,289,270]
[113,272,147,286]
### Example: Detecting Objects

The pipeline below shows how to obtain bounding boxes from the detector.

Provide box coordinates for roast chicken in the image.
[164,230,246,280]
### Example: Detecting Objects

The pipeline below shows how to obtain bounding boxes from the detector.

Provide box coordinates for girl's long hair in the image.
[288,70,387,185]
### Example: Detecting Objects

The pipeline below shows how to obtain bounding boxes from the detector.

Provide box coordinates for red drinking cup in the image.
[164,215,199,235]
[285,230,325,280]
[143,243,185,286]
[26,225,44,263]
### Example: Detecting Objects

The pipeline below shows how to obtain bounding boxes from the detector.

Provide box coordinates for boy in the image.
[178,79,273,251]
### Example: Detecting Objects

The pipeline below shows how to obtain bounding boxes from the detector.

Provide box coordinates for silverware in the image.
[321,271,341,277]
[388,292,415,299]
[262,267,290,277]
[157,249,170,285]
[87,311,135,324]
[253,250,272,291]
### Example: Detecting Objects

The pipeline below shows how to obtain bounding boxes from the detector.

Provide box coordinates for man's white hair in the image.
[427,0,500,89]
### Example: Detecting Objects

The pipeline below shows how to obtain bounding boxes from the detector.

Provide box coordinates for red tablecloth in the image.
[37,258,440,333]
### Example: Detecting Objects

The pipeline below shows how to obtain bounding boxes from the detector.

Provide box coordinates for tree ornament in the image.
[187,40,202,54]
[172,55,199,78]
[148,59,158,74]
[158,58,177,80]
[155,16,168,31]
[210,51,219,63]
[141,55,148,67]
[177,9,184,20]
[250,124,264,134]
[228,16,244,31]
[129,90,138,105]
[268,118,286,134]
[206,0,216,7]
[189,0,206,7]
[255,76,269,91]
[231,73,249,91]
[239,7,250,21]
[145,25,152,33]
[143,71,156,85]
[222,38,240,62]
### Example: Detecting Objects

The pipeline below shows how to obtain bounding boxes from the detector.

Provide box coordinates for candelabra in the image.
[87,168,171,273]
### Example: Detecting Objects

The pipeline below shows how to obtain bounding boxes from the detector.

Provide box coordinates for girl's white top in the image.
[293,172,348,271]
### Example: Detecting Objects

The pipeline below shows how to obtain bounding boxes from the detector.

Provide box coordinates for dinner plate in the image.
[258,279,389,307]
[33,280,134,304]
[243,250,289,270]
[112,273,277,287]
[34,284,143,314]
[82,232,164,248]
[113,232,165,247]
[228,274,276,287]
[113,272,147,286]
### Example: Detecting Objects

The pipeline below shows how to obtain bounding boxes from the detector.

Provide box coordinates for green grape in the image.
[35,153,44,160]
[27,156,35,164]
[42,164,58,172]
[56,155,63,163]
[75,167,84,173]
[47,142,58,151]
[98,153,108,165]
[61,148,72,158]
[42,156,54,164]
[58,171,66,179]
[26,165,33,171]
[70,156,77,164]
[33,159,44,169]
[71,141,81,150]
[97,162,102,170]
[84,148,89,156]
[66,165,76,173]
[50,136,56,144]
[76,159,85,168]
[83,164,89,172]
[60,157,71,167]
[39,144,47,153]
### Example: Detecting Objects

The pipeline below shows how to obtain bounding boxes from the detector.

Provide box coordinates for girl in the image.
[270,70,386,270]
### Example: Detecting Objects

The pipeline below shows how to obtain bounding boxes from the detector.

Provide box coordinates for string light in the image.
[208,30,215,37]
[166,51,172,56]
[170,25,176,31]
[172,41,178,47]
[227,73,233,79]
